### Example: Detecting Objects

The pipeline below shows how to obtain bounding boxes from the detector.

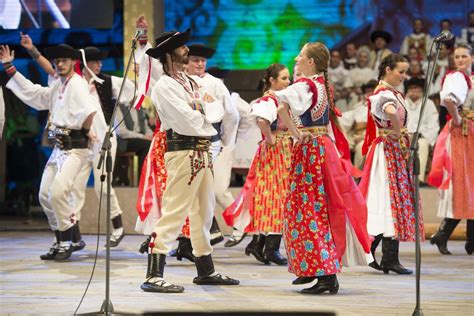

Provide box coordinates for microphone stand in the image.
[409,40,442,316]
[82,34,140,316]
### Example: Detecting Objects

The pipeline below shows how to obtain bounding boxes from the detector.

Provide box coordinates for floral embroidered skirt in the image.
[284,136,342,277]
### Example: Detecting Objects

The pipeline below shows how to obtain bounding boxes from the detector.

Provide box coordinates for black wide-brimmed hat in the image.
[146,29,191,59]
[207,66,230,79]
[405,77,425,90]
[188,44,216,59]
[44,44,81,60]
[370,30,393,44]
[83,46,108,61]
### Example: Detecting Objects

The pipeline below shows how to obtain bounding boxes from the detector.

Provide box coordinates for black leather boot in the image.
[176,237,195,262]
[368,234,383,271]
[141,254,184,293]
[210,217,224,246]
[301,275,339,295]
[55,226,74,261]
[40,230,60,260]
[292,276,317,285]
[71,222,86,252]
[264,234,288,265]
[466,220,473,255]
[430,218,460,255]
[380,238,412,275]
[106,215,125,247]
[193,254,240,285]
[139,235,152,254]
[245,234,269,264]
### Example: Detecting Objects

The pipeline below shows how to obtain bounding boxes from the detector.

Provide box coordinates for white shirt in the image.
[137,42,164,99]
[151,75,216,137]
[328,62,349,90]
[405,97,439,145]
[400,32,432,56]
[7,72,96,129]
[348,67,377,88]
[440,72,469,107]
[191,73,240,147]
[251,97,278,124]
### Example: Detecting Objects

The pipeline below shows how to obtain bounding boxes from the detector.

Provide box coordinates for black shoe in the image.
[40,243,59,260]
[368,261,382,271]
[141,279,185,293]
[245,235,269,264]
[176,237,195,262]
[55,244,73,261]
[193,273,240,285]
[105,231,125,248]
[193,254,239,285]
[72,240,86,252]
[139,236,152,254]
[301,275,339,295]
[380,238,412,275]
[169,249,178,257]
[430,218,460,255]
[368,234,383,271]
[264,235,288,265]
[224,232,248,247]
[210,234,224,246]
[465,219,473,255]
[292,276,317,285]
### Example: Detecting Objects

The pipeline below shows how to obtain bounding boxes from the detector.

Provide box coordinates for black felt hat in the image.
[44,44,81,60]
[83,46,108,61]
[370,30,393,44]
[146,29,191,59]
[188,44,216,59]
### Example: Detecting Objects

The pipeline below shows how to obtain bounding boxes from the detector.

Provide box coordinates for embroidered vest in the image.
[94,73,114,125]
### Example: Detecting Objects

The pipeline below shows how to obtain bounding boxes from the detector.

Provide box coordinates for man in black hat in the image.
[404,78,439,183]
[74,46,139,247]
[140,29,239,293]
[370,30,393,70]
[177,44,241,250]
[0,44,97,261]
[19,33,131,249]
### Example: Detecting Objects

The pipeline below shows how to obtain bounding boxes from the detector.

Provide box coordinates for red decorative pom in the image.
[151,232,157,238]
[149,242,155,248]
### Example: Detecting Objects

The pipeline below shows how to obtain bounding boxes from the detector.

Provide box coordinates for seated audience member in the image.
[340,79,377,169]
[343,42,358,70]
[400,18,432,59]
[405,78,440,183]
[114,105,153,185]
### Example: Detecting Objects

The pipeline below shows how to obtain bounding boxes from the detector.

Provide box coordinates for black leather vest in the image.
[94,73,114,125]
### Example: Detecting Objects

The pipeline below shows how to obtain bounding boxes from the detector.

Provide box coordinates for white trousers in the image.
[38,148,90,232]
[71,137,122,221]
[213,145,235,209]
[417,137,430,183]
[152,150,215,257]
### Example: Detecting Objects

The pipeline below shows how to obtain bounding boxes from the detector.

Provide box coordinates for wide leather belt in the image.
[165,130,211,152]
[48,127,88,150]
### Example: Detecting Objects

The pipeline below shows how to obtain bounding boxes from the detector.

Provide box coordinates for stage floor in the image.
[0,232,473,315]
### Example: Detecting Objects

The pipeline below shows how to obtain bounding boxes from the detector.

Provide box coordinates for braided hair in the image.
[304,42,339,127]
[262,63,287,92]
[377,53,408,82]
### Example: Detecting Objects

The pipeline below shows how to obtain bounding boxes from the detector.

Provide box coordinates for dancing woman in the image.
[428,43,473,255]
[359,53,424,274]
[275,42,372,294]
[223,63,291,265]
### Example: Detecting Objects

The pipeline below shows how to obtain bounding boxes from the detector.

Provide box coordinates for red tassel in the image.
[148,242,155,249]
[151,232,157,238]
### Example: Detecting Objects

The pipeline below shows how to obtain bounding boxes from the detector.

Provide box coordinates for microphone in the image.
[133,29,145,39]
[433,30,454,42]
